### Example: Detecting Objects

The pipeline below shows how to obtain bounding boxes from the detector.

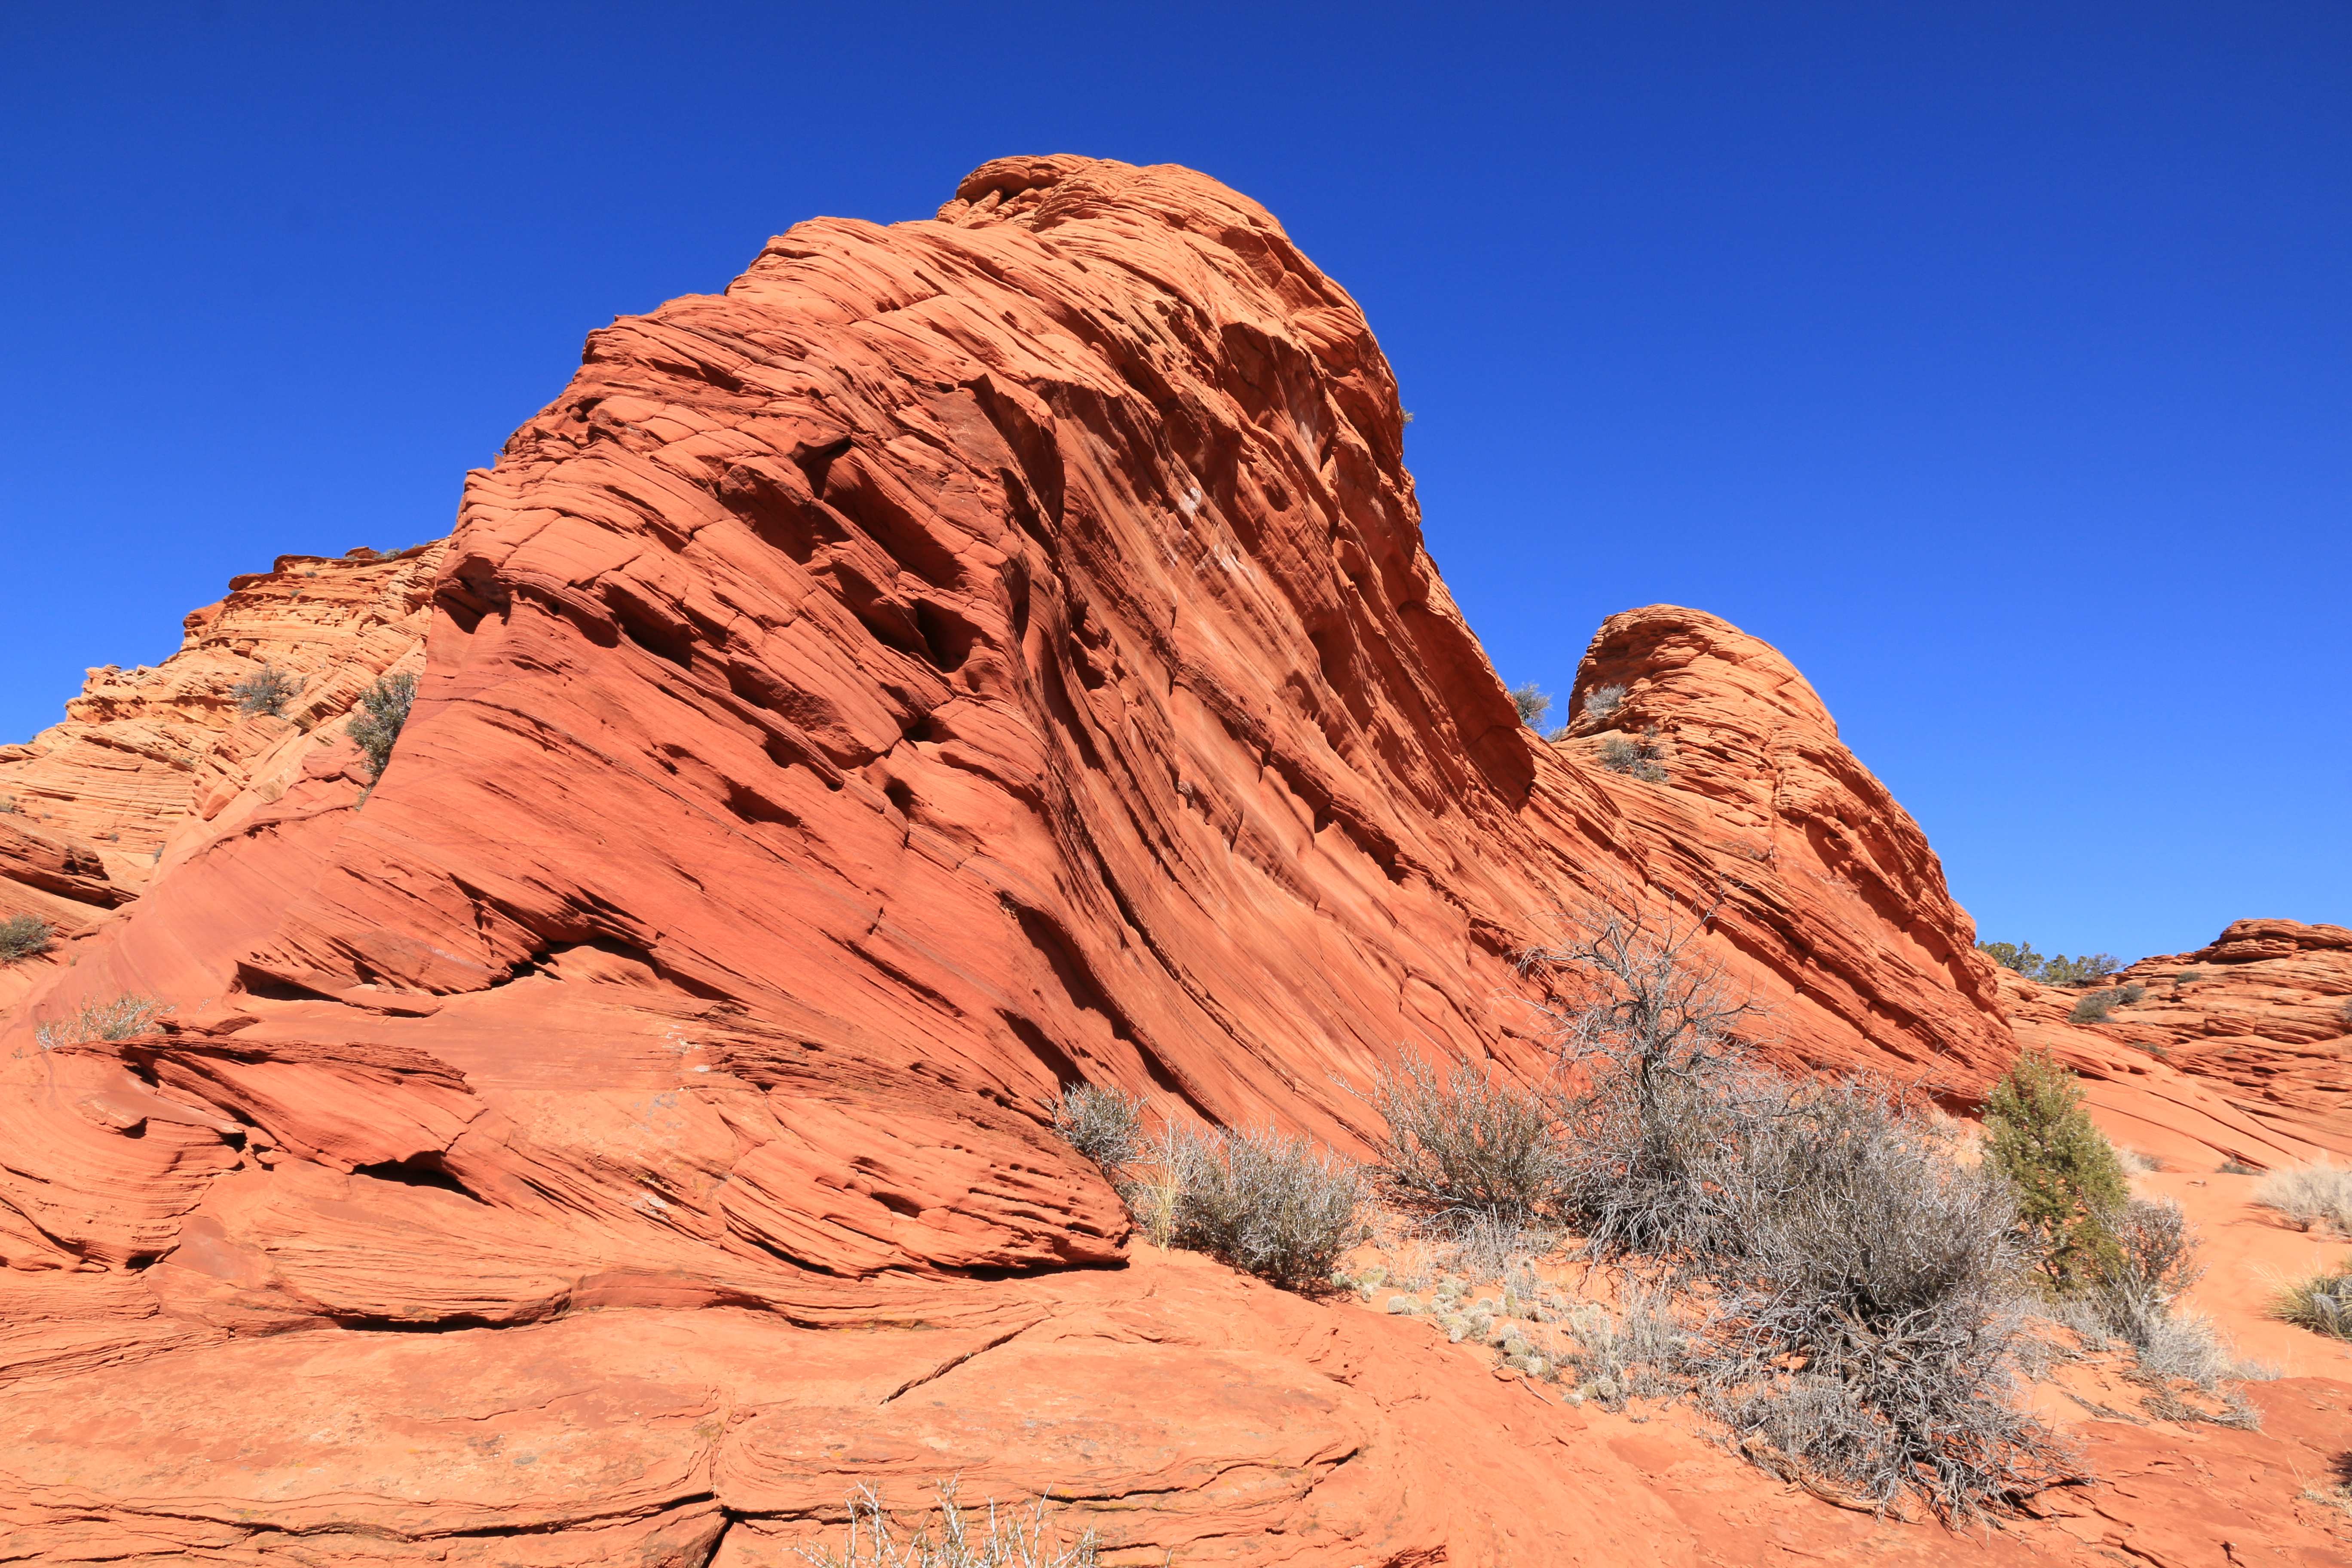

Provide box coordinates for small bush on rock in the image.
[230,663,302,718]
[0,914,53,963]
[1046,1083,1146,1184]
[1368,1057,1565,1225]
[1582,683,1627,723]
[2070,991,2116,1024]
[1165,1125,1367,1292]
[1509,683,1552,729]
[1597,729,1667,783]
[802,1480,1099,1568]
[348,672,416,783]
[34,994,173,1049]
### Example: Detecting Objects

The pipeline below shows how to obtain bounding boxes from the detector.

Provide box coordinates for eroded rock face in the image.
[0,156,2342,1563]
[2004,918,2352,1166]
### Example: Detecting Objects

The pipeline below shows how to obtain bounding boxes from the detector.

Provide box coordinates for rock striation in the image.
[0,156,2343,1564]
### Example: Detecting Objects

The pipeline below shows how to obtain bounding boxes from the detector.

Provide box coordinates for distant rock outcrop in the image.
[0,157,2342,1565]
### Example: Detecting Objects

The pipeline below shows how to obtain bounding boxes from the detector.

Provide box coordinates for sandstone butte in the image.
[0,156,2345,1565]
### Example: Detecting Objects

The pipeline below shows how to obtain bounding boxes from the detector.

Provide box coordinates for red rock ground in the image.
[1,156,2344,1564]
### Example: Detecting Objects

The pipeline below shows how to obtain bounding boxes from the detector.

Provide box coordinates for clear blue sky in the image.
[3,3,2345,962]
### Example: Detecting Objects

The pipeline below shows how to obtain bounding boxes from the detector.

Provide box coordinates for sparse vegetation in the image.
[1161,1125,1367,1292]
[0,914,53,962]
[230,663,302,717]
[2274,1261,2352,1341]
[348,672,416,782]
[1978,942,2126,988]
[1597,729,1667,783]
[2338,998,2352,1032]
[800,1482,1099,1568]
[33,994,174,1049]
[2253,1161,2352,1236]
[1046,1083,1146,1185]
[0,795,17,813]
[2115,1146,2161,1173]
[1982,1047,2129,1296]
[1367,1056,1564,1225]
[1582,683,1626,723]
[1516,900,2070,1517]
[1508,683,1552,729]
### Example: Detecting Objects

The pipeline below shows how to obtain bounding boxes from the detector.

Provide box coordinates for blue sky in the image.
[2,2,2344,961]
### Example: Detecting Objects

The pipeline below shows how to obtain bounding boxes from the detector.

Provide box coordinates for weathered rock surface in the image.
[0,156,2342,1563]
[2001,919,2352,1167]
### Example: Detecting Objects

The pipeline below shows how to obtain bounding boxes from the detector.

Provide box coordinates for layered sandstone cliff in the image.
[0,157,2342,1565]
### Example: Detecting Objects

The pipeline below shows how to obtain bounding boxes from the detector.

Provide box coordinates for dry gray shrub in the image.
[1561,1280,1687,1403]
[1367,1056,1566,1225]
[1509,683,1552,728]
[2275,1261,2352,1341]
[2114,1146,2162,1174]
[1597,730,1668,782]
[1438,1210,1559,1282]
[230,663,302,718]
[1046,1084,1146,1183]
[1690,1076,2072,1519]
[0,914,53,963]
[1520,899,1764,1259]
[799,1482,1097,1568]
[1164,1125,1367,1293]
[2253,1160,2352,1236]
[1582,683,1627,722]
[34,994,174,1049]
[348,672,416,783]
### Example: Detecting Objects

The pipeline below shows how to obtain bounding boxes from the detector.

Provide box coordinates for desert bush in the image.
[2254,1161,2352,1236]
[0,795,16,813]
[1367,1057,1565,1224]
[1440,1209,1556,1281]
[2338,998,2352,1032]
[1982,1047,2129,1295]
[1694,1075,2069,1519]
[1521,900,1762,1259]
[2114,1146,2161,1174]
[1597,729,1667,782]
[1508,682,1551,728]
[0,914,53,963]
[2085,1197,2202,1344]
[230,663,302,717]
[1978,943,2126,988]
[348,672,416,783]
[1163,1125,1367,1292]
[1046,1083,1146,1183]
[34,994,173,1049]
[2274,1261,2352,1341]
[1582,683,1627,722]
[801,1481,1098,1568]
[2070,991,2115,1024]
[1561,1281,1686,1403]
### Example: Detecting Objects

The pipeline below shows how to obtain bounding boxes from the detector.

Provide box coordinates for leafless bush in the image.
[2254,1160,2352,1236]
[0,914,53,963]
[1367,1056,1565,1225]
[34,994,174,1049]
[1439,1210,1558,1281]
[1597,729,1667,782]
[230,663,302,717]
[1508,683,1551,728]
[2114,1146,2161,1174]
[1582,683,1627,722]
[799,1481,1098,1568]
[2338,998,2352,1032]
[1164,1126,1367,1292]
[1521,899,1763,1259]
[1046,1084,1146,1184]
[1691,1075,2073,1519]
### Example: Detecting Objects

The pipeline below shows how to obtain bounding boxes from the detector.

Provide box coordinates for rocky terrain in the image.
[0,156,2344,1564]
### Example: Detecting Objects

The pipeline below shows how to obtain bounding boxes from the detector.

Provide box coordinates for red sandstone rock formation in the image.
[0,156,2343,1564]
[2003,918,2352,1168]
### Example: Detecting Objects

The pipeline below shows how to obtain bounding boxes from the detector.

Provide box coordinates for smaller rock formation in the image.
[2003,918,2352,1167]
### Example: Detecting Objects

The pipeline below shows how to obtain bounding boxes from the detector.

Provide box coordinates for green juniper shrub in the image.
[0,913,53,962]
[348,673,416,783]
[1978,940,2048,976]
[2043,953,2123,989]
[1982,1047,2130,1296]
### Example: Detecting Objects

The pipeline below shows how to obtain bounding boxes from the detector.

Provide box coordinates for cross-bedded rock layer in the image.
[1,156,2343,1565]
